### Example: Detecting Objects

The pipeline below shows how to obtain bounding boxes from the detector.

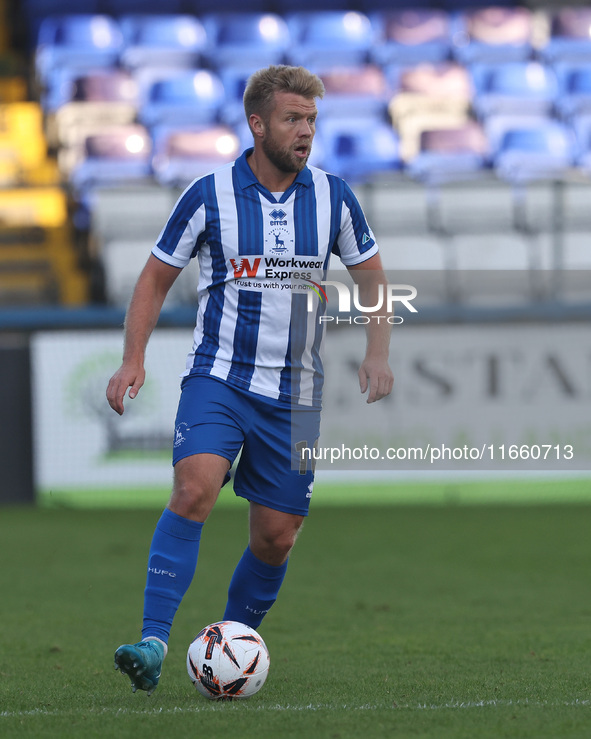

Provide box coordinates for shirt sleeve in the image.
[152,180,207,269]
[333,181,379,266]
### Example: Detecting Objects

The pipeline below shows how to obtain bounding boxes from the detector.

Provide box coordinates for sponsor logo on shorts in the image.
[174,422,189,448]
[306,481,314,499]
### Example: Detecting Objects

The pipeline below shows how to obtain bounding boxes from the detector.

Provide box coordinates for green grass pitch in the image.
[2,480,591,738]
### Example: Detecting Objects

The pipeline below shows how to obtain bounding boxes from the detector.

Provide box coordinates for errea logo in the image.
[270,208,287,226]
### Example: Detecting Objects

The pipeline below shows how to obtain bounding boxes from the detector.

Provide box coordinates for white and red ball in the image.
[187,621,270,700]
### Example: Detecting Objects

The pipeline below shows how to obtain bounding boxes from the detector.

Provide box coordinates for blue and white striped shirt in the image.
[153,148,378,407]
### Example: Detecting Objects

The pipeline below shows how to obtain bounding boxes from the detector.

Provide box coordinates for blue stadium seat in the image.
[369,10,452,67]
[48,71,139,148]
[486,115,575,183]
[41,67,85,112]
[139,69,225,128]
[41,67,138,113]
[554,64,591,119]
[35,15,124,86]
[200,14,291,69]
[152,124,241,187]
[452,7,534,65]
[22,0,103,46]
[315,65,391,120]
[570,114,591,174]
[70,123,152,193]
[406,122,489,185]
[217,64,262,126]
[541,8,591,64]
[286,11,375,69]
[316,116,400,183]
[119,15,207,70]
[44,65,136,114]
[471,62,558,118]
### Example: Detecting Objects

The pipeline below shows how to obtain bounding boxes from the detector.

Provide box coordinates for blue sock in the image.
[142,508,203,644]
[223,547,288,630]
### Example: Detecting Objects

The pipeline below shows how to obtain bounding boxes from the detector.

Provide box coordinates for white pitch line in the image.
[1,699,591,719]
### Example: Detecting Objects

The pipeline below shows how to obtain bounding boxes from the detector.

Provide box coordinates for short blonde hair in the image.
[243,65,325,126]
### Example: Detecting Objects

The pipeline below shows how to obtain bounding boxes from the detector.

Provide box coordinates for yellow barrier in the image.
[0,102,47,170]
[0,186,67,227]
[0,187,89,304]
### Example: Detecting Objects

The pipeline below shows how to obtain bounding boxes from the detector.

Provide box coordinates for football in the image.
[187,621,270,700]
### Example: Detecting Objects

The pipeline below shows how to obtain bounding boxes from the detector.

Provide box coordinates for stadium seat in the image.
[201,14,291,69]
[152,124,241,188]
[41,67,139,115]
[407,122,489,185]
[452,6,534,65]
[139,69,225,128]
[369,9,452,67]
[54,101,139,162]
[101,238,197,307]
[570,113,591,174]
[388,62,472,161]
[217,64,262,126]
[71,70,139,104]
[471,62,558,118]
[388,61,471,118]
[540,7,591,64]
[22,0,103,46]
[89,184,178,246]
[554,64,591,119]
[40,67,82,112]
[315,65,391,120]
[286,11,375,69]
[70,124,152,193]
[35,15,124,86]
[46,70,139,165]
[119,15,207,70]
[316,116,401,183]
[486,115,575,183]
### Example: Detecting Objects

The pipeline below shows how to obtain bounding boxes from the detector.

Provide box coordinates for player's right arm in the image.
[106,254,182,415]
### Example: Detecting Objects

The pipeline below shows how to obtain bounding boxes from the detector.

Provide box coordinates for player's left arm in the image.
[347,252,394,403]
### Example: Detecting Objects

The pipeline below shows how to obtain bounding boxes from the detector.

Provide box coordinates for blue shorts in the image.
[172,375,320,516]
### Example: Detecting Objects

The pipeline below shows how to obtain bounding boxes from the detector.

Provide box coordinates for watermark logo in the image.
[303,279,328,304]
[305,280,418,324]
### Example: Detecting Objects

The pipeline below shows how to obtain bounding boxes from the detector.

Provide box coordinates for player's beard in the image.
[261,128,311,174]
